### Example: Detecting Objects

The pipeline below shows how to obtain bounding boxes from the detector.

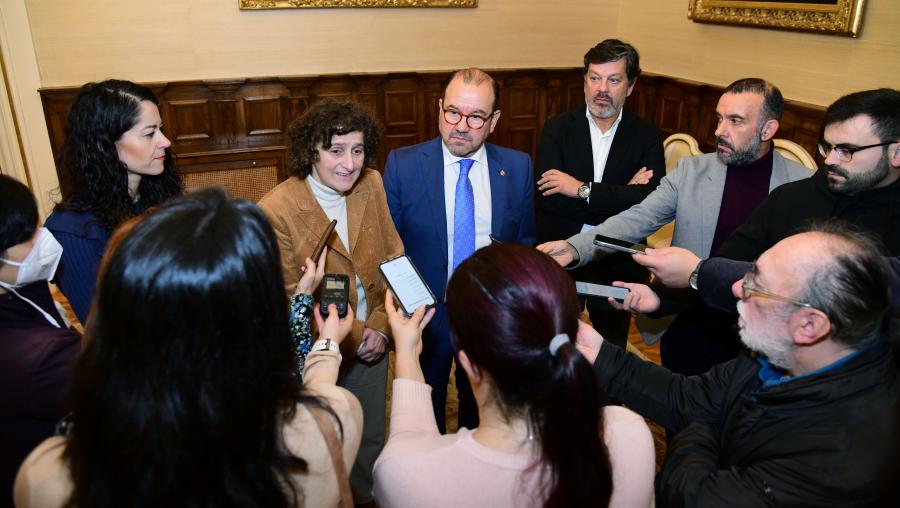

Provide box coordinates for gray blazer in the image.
[569,151,813,266]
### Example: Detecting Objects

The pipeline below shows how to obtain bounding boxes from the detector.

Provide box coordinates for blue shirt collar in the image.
[756,341,881,388]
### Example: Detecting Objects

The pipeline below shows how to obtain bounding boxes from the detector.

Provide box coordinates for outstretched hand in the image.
[313,302,354,346]
[632,246,700,288]
[536,240,577,267]
[385,291,435,356]
[608,281,661,314]
[386,291,435,383]
[575,320,605,365]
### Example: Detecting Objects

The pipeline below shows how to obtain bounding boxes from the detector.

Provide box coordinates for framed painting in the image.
[240,0,477,8]
[688,0,866,37]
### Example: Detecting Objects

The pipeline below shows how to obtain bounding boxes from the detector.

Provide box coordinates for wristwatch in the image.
[688,261,703,290]
[311,338,342,362]
[577,182,591,201]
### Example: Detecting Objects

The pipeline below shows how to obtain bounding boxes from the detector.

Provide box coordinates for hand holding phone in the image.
[311,219,337,264]
[379,255,436,316]
[575,281,630,301]
[319,274,350,318]
[593,234,648,255]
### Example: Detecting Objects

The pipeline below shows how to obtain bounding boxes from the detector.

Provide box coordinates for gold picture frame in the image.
[688,0,866,37]
[240,0,477,8]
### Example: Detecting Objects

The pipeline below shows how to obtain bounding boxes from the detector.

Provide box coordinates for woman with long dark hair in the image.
[375,244,655,507]
[45,79,183,323]
[15,189,362,507]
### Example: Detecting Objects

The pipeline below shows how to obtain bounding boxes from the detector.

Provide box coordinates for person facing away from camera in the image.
[373,244,655,508]
[14,189,362,508]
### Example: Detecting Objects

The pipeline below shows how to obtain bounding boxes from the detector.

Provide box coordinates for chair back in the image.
[773,138,817,170]
[663,133,702,171]
[651,133,702,248]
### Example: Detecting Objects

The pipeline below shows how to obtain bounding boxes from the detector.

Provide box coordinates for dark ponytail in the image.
[446,244,613,507]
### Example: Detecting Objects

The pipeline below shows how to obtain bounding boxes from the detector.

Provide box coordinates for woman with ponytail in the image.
[374,244,654,507]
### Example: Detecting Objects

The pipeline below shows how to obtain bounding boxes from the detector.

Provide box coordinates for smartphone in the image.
[311,219,338,263]
[320,273,349,318]
[379,255,437,315]
[593,234,648,255]
[575,281,629,301]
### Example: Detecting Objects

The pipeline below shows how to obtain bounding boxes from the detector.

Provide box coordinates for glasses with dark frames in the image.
[816,140,896,163]
[442,109,494,129]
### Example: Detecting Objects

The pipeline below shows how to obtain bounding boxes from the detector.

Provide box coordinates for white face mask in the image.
[0,227,64,288]
[0,228,65,328]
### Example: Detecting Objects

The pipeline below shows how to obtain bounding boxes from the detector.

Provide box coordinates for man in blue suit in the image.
[384,68,536,432]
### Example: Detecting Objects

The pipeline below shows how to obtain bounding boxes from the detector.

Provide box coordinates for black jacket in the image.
[716,169,900,260]
[597,341,900,507]
[534,106,665,243]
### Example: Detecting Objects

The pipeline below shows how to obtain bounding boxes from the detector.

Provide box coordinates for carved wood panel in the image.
[39,68,826,182]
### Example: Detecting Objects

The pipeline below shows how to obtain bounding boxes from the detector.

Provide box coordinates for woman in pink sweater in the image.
[375,244,655,507]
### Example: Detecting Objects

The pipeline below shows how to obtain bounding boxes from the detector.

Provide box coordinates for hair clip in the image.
[548,333,569,356]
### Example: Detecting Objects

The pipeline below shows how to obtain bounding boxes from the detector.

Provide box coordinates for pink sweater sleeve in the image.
[373,379,442,506]
[603,405,657,508]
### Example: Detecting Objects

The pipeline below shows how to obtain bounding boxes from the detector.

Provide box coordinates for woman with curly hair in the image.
[258,99,403,505]
[44,79,183,323]
[15,189,362,508]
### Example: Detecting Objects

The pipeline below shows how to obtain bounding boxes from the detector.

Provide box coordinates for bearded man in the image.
[539,78,812,374]
[534,39,665,348]
[576,223,900,507]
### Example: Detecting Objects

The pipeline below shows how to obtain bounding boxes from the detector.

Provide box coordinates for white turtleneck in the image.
[306,174,368,321]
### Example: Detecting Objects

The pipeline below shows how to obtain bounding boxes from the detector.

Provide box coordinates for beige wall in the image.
[9,0,900,213]
[28,0,619,86]
[618,0,900,106]
[27,0,899,103]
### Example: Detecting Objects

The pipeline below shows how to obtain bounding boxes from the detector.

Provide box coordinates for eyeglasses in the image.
[816,140,896,163]
[740,276,814,309]
[442,109,494,129]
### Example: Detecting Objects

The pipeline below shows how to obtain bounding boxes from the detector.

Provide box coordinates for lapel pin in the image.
[499,169,506,176]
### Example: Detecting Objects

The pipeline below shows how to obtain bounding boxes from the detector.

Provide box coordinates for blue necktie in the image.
[452,158,476,271]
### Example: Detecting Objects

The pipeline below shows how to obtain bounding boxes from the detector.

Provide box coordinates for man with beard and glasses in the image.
[534,39,665,348]
[634,88,900,305]
[576,223,900,507]
[539,78,812,374]
[384,68,535,434]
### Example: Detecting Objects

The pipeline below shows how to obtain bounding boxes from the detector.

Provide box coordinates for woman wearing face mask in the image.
[0,175,80,508]
[258,99,403,505]
[44,79,183,324]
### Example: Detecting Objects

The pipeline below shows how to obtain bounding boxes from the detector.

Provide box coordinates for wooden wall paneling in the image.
[694,86,721,153]
[160,84,214,154]
[354,74,382,115]
[380,75,421,164]
[281,77,315,124]
[38,90,72,158]
[178,149,283,203]
[207,81,242,146]
[309,75,356,103]
[38,68,827,193]
[167,99,213,142]
[500,72,544,157]
[421,73,447,144]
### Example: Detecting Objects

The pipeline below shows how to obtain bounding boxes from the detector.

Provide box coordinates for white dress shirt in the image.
[442,142,492,280]
[581,108,623,233]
